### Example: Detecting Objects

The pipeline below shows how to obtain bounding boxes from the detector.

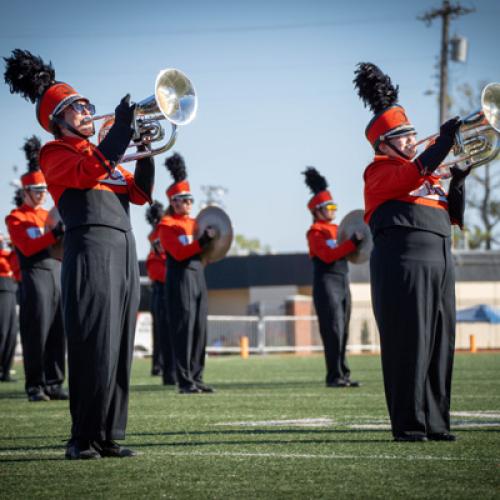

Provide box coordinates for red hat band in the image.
[21,171,47,188]
[167,180,191,200]
[308,190,334,211]
[365,105,415,149]
[36,82,85,132]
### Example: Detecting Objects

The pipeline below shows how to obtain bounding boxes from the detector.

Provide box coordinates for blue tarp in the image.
[456,304,500,324]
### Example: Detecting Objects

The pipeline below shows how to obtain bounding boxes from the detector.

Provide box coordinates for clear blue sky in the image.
[0,0,498,258]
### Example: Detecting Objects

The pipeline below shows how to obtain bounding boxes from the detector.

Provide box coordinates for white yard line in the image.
[214,418,334,427]
[0,449,496,463]
[451,411,500,419]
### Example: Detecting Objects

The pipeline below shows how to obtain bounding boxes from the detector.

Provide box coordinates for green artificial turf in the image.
[0,353,498,499]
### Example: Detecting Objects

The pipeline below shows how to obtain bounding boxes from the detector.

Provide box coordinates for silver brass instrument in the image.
[337,210,373,264]
[416,82,500,174]
[194,206,233,265]
[94,68,197,163]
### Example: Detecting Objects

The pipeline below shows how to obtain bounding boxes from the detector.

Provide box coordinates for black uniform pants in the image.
[19,265,65,394]
[370,227,455,438]
[313,272,351,385]
[0,290,17,379]
[151,280,176,383]
[150,281,164,373]
[165,259,207,389]
[62,227,139,441]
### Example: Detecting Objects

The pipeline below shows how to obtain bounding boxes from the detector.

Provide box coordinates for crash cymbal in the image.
[337,209,373,264]
[195,206,233,264]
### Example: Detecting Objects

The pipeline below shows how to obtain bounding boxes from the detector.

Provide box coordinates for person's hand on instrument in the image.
[450,165,472,181]
[97,94,136,165]
[350,231,364,247]
[199,226,216,248]
[439,116,462,141]
[52,221,65,238]
[114,94,136,128]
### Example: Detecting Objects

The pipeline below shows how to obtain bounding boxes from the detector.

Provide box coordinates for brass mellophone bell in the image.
[94,68,197,163]
[416,82,500,175]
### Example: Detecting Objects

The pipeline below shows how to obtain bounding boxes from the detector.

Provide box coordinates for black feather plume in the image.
[4,49,55,103]
[353,62,399,114]
[145,200,165,227]
[13,188,23,208]
[22,135,42,172]
[165,153,187,183]
[303,167,328,195]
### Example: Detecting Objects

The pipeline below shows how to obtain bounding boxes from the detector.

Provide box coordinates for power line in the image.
[0,16,415,40]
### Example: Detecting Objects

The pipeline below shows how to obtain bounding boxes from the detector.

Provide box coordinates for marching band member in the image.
[5,49,154,459]
[303,167,362,388]
[0,232,18,383]
[354,62,469,442]
[158,153,215,394]
[145,201,177,384]
[5,136,66,401]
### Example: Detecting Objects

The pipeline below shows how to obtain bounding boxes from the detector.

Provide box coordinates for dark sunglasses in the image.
[70,101,96,115]
[173,197,194,204]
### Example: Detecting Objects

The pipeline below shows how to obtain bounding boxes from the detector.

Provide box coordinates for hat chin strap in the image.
[52,115,92,140]
[382,139,411,161]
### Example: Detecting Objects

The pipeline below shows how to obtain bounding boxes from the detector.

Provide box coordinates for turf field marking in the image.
[451,411,500,419]
[0,449,497,463]
[215,418,334,427]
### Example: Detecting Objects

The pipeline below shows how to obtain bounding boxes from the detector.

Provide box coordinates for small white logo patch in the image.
[99,169,127,186]
[27,227,44,239]
[326,238,337,248]
[178,235,193,246]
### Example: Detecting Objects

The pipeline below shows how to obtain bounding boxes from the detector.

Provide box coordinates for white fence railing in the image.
[133,313,381,355]
[206,315,380,354]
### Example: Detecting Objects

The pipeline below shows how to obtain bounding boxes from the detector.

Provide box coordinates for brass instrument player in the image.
[5,49,153,459]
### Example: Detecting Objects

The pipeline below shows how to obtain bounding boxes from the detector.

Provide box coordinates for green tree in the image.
[230,234,271,255]
[453,82,500,249]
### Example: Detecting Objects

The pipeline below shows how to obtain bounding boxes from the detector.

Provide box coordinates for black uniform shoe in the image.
[45,386,69,400]
[179,385,202,394]
[28,390,50,402]
[65,439,101,460]
[93,440,137,458]
[151,367,162,376]
[345,379,361,387]
[427,433,456,442]
[0,375,18,382]
[195,383,215,393]
[393,435,428,442]
[327,379,349,388]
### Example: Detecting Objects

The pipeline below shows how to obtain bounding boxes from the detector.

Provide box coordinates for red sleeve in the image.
[307,229,356,264]
[159,223,202,261]
[117,166,151,206]
[8,252,19,273]
[0,251,12,276]
[365,158,425,201]
[39,142,110,189]
[6,214,56,257]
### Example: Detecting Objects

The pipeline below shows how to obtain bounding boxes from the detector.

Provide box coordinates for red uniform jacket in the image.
[146,226,166,283]
[9,252,21,282]
[158,214,201,262]
[0,248,17,291]
[364,155,452,237]
[364,155,448,223]
[307,221,356,264]
[0,249,14,278]
[39,136,150,232]
[6,204,57,268]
